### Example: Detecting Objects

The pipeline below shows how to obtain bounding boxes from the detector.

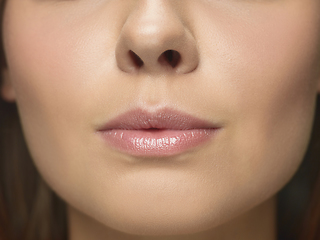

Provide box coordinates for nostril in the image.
[129,50,144,68]
[126,49,182,71]
[159,50,181,68]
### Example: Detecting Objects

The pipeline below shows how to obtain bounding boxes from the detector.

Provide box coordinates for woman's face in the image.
[2,0,320,236]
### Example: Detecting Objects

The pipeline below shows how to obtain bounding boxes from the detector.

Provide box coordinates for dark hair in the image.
[0,0,319,239]
[277,95,320,240]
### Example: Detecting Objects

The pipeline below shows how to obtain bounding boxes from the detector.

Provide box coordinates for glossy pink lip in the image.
[97,108,221,157]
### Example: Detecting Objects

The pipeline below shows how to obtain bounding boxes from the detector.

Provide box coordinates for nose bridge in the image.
[115,0,199,74]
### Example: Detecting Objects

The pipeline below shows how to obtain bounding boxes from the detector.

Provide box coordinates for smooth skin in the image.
[1,0,320,239]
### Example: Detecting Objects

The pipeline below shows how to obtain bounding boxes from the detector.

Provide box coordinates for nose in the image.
[115,1,199,74]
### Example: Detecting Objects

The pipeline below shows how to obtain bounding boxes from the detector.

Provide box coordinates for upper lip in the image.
[98,108,220,131]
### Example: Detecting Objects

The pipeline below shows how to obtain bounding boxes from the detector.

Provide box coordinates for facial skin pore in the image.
[1,0,320,239]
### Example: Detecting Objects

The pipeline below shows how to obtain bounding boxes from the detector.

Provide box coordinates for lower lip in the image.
[99,129,218,157]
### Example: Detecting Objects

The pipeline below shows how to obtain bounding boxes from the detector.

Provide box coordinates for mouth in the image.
[97,108,221,157]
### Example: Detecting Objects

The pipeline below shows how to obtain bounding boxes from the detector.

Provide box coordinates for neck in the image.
[67,197,277,240]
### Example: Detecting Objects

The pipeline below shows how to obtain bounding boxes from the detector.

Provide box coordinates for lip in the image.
[97,108,221,157]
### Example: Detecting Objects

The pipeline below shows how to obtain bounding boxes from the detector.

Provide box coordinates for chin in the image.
[94,208,221,236]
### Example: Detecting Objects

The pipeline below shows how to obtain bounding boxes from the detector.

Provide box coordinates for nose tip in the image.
[115,1,199,74]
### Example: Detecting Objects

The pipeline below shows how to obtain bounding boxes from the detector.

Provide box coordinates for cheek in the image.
[189,1,320,134]
[3,1,105,106]
[2,0,121,151]
[191,0,320,200]
[1,1,111,190]
[232,2,320,168]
